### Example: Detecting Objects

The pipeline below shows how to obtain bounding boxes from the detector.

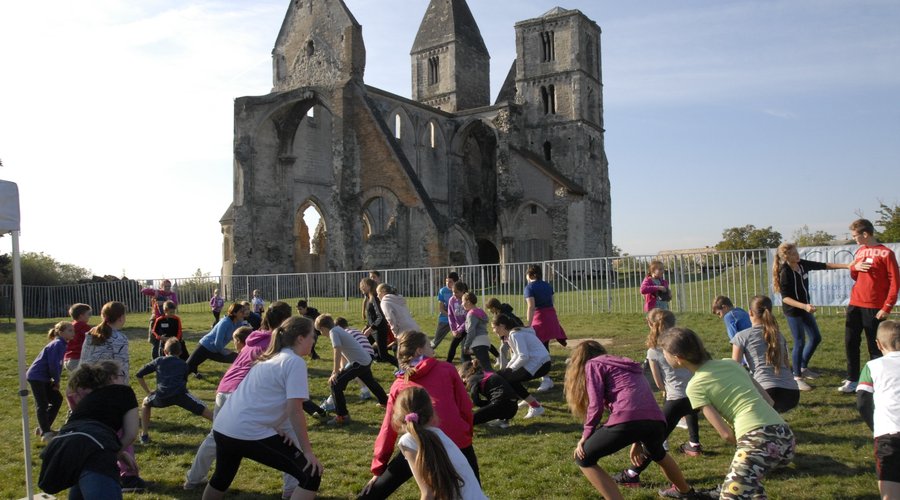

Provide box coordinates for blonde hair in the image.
[256,316,313,363]
[48,321,72,340]
[564,340,608,420]
[749,295,788,373]
[646,308,676,348]
[397,331,429,381]
[771,242,797,294]
[647,260,664,277]
[877,320,900,351]
[392,387,462,500]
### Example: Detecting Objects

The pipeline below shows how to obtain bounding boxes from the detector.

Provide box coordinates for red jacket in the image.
[850,244,899,313]
[370,357,474,475]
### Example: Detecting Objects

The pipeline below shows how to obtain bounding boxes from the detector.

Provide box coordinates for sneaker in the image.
[613,470,641,488]
[120,475,147,493]
[536,376,554,393]
[327,415,350,426]
[320,396,336,412]
[658,484,697,498]
[679,442,703,457]
[359,387,372,401]
[801,368,820,379]
[676,417,688,430]
[183,479,206,490]
[487,419,510,429]
[837,380,858,393]
[523,405,544,419]
[139,434,151,444]
[518,400,529,408]
[794,377,813,391]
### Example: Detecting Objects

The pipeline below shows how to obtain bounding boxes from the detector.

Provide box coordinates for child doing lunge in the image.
[150,300,184,360]
[27,321,74,441]
[856,320,900,500]
[565,340,696,499]
[492,314,550,419]
[660,327,795,499]
[335,316,376,401]
[359,330,479,499]
[614,309,703,489]
[485,298,522,369]
[136,338,212,444]
[315,314,389,426]
[393,386,488,500]
[63,303,92,372]
[459,359,518,428]
[732,295,804,411]
[461,292,493,369]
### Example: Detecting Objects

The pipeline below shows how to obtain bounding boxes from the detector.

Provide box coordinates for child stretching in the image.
[492,314,550,419]
[394,386,488,500]
[660,327,794,499]
[615,309,702,489]
[732,295,805,410]
[336,316,376,401]
[63,303,92,372]
[565,340,695,499]
[461,292,493,369]
[27,321,74,441]
[485,297,522,368]
[203,316,323,500]
[446,281,470,363]
[187,302,245,377]
[315,314,389,426]
[856,320,900,500]
[459,359,518,428]
[150,300,183,360]
[360,330,478,499]
[136,338,213,443]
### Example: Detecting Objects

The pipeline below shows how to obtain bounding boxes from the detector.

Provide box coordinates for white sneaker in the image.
[676,417,688,430]
[794,377,813,391]
[524,405,545,419]
[321,396,336,412]
[518,400,528,408]
[488,419,510,428]
[359,387,372,401]
[837,380,857,393]
[535,376,554,392]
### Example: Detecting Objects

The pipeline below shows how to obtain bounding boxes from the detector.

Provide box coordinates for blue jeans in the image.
[69,470,122,500]
[785,312,821,377]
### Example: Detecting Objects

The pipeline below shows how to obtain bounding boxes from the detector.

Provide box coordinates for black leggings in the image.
[576,420,667,468]
[632,397,699,474]
[186,345,238,375]
[766,387,800,413]
[29,380,62,434]
[373,327,398,367]
[331,363,389,417]
[210,431,321,493]
[358,444,479,499]
[473,399,518,425]
[498,362,551,400]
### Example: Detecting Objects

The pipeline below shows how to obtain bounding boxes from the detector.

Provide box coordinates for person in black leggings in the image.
[360,278,398,367]
[459,360,518,426]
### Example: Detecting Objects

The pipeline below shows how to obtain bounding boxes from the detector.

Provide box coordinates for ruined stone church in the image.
[221,0,611,278]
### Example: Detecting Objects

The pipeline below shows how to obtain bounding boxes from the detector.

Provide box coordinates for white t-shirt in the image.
[398,427,488,500]
[330,326,372,367]
[214,347,309,440]
[857,351,900,437]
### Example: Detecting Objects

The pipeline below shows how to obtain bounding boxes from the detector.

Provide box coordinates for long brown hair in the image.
[564,340,608,420]
[89,301,126,345]
[457,359,483,393]
[397,331,429,381]
[749,295,788,373]
[646,308,675,348]
[392,387,462,500]
[256,316,313,363]
[771,242,797,294]
[658,327,711,366]
[261,301,293,331]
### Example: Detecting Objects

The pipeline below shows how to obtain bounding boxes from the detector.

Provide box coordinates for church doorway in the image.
[477,239,500,265]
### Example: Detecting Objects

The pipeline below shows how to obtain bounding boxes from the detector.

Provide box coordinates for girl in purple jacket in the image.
[27,321,75,441]
[640,260,671,312]
[564,340,695,499]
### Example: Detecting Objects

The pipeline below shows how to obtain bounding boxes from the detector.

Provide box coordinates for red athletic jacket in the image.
[850,244,899,313]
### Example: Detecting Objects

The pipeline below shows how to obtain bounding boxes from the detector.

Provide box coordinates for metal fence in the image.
[0,249,780,320]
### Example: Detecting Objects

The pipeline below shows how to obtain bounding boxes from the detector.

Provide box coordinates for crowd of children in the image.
[28,217,900,499]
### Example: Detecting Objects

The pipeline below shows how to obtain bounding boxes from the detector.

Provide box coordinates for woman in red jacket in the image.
[359,330,478,499]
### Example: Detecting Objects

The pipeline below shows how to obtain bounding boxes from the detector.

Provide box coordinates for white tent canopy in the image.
[1,179,35,499]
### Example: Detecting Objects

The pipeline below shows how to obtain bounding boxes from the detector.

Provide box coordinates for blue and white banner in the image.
[769,243,900,307]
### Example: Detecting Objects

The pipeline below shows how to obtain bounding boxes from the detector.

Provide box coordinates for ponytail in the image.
[750,295,788,373]
[89,301,126,345]
[257,316,313,363]
[48,320,69,340]
[392,387,462,500]
[397,331,429,381]
[646,308,676,349]
[772,242,796,294]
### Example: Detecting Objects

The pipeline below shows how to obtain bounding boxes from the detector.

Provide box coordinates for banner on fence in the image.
[769,243,900,307]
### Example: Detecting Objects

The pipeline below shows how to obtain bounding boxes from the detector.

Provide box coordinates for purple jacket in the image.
[26,337,68,383]
[582,354,664,440]
[448,295,467,334]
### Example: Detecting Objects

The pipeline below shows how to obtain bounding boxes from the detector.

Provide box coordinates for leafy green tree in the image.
[875,202,900,243]
[792,225,835,247]
[0,252,92,285]
[715,225,782,250]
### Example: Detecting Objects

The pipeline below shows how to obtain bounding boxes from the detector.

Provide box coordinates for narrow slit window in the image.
[394,114,402,139]
[541,31,555,62]
[429,122,436,148]
[543,141,552,161]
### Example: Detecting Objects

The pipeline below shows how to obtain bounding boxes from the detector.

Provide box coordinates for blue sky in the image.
[1,0,898,278]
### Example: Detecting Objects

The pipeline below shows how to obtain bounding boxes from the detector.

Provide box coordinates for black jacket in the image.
[39,419,122,493]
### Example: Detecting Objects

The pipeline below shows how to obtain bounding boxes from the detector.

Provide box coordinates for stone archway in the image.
[477,239,500,265]
[294,200,327,273]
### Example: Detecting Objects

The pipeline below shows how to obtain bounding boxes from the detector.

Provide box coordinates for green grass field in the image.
[0,308,883,499]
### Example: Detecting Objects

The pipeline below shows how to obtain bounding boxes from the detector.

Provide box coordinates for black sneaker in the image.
[613,470,641,488]
[658,485,697,498]
[121,475,147,493]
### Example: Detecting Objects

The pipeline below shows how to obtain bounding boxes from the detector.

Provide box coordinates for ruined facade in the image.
[221,0,611,277]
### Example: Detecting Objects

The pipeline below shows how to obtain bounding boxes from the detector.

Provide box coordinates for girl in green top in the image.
[659,327,795,499]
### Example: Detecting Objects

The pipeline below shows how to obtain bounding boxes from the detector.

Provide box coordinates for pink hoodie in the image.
[217,329,271,394]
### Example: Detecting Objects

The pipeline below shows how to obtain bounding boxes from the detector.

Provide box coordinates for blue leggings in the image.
[784,312,821,377]
[69,470,122,500]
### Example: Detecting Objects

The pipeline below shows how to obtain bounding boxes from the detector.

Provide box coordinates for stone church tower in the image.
[221,0,611,279]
